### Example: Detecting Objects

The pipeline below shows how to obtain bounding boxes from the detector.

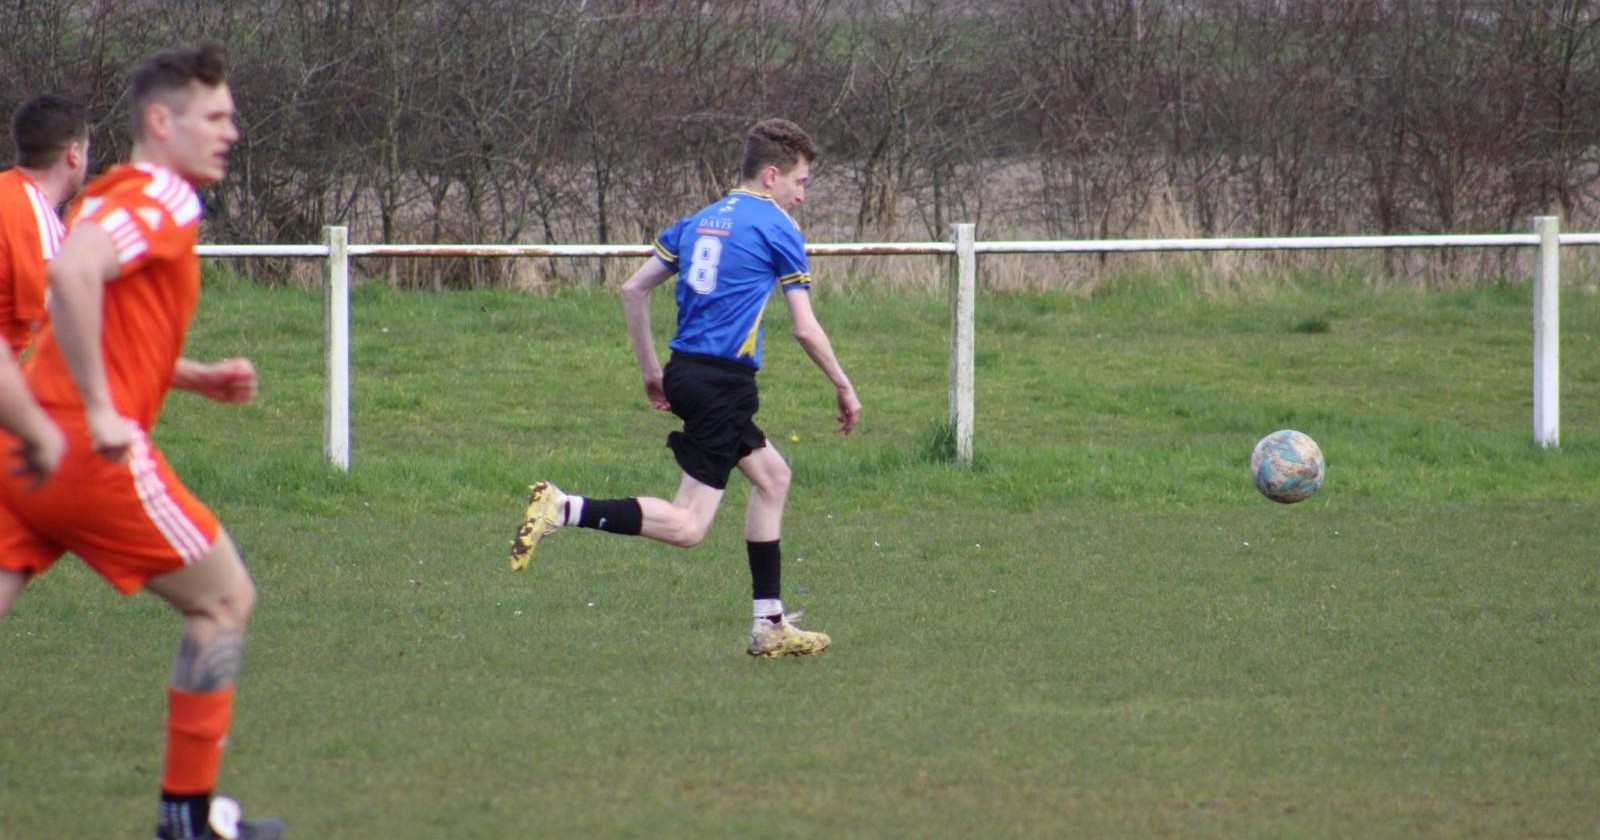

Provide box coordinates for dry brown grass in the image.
[235,158,1593,294]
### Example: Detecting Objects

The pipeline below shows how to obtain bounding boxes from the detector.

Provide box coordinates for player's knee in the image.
[766,462,793,497]
[671,523,709,549]
[201,577,257,628]
[665,510,711,548]
[751,462,791,501]
[227,579,258,624]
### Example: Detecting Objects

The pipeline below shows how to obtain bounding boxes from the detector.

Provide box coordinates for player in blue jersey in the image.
[510,119,860,658]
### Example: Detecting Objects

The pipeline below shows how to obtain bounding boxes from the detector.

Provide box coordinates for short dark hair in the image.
[129,42,230,139]
[739,118,816,181]
[11,94,89,169]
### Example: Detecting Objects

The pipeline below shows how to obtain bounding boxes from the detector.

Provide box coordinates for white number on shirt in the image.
[685,235,722,294]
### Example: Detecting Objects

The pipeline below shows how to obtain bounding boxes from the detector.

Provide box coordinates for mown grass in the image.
[1,267,1596,839]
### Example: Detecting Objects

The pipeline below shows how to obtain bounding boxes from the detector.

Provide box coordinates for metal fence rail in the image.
[197,217,1571,470]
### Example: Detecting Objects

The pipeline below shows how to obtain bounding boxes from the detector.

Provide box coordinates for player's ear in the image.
[142,101,171,140]
[761,164,780,190]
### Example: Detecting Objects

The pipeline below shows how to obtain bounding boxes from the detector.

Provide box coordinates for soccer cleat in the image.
[508,480,566,571]
[155,795,284,840]
[747,612,831,659]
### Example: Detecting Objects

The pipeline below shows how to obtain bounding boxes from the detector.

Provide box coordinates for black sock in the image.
[158,791,210,840]
[748,539,781,605]
[577,498,643,535]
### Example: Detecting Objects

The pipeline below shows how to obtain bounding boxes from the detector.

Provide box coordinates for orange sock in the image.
[161,687,235,795]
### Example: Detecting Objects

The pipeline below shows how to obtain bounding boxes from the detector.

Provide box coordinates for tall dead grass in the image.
[229,157,1597,296]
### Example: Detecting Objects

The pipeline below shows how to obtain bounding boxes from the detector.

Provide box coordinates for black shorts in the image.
[663,353,766,490]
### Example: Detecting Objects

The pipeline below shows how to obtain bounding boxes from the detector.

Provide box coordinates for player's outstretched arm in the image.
[174,357,257,404]
[621,257,676,411]
[784,287,860,435]
[48,222,133,462]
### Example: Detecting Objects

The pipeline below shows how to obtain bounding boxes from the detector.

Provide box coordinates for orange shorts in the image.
[0,413,219,594]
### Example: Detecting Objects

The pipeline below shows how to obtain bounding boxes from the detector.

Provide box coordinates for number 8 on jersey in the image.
[685,235,721,294]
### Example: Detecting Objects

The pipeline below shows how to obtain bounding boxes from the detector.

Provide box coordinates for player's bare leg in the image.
[144,531,283,840]
[739,443,789,543]
[637,474,724,548]
[737,444,829,658]
[510,473,723,570]
[0,568,27,620]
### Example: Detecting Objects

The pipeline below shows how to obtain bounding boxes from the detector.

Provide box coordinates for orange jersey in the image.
[26,163,203,429]
[0,168,66,355]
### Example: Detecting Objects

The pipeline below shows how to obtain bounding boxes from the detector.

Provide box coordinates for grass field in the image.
[2,267,1597,839]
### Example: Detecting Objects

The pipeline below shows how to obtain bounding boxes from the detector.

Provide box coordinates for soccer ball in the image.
[1250,430,1325,504]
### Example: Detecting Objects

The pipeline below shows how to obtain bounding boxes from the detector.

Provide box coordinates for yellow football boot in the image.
[508,480,566,571]
[747,612,832,658]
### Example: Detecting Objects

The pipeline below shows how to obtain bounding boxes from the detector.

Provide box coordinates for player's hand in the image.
[179,358,258,404]
[835,384,861,435]
[643,372,670,411]
[10,419,64,489]
[87,407,136,464]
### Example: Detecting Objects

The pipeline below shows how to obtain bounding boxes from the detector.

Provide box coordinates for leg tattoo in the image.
[170,628,245,692]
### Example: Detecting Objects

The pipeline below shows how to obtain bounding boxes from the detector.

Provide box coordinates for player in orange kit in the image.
[0,95,90,487]
[0,45,283,840]
[0,94,90,356]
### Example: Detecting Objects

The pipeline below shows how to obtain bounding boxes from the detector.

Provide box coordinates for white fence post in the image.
[324,225,351,471]
[949,223,976,466]
[1532,215,1560,449]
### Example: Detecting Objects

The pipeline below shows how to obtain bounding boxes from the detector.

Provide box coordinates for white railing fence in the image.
[196,217,1573,471]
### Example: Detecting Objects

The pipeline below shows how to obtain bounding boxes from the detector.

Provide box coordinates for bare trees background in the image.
[4,0,1600,286]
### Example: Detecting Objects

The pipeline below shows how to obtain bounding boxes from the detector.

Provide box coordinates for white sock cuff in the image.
[753,598,784,619]
[565,496,584,527]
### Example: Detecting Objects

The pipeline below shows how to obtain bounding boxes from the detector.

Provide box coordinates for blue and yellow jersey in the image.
[654,188,811,370]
